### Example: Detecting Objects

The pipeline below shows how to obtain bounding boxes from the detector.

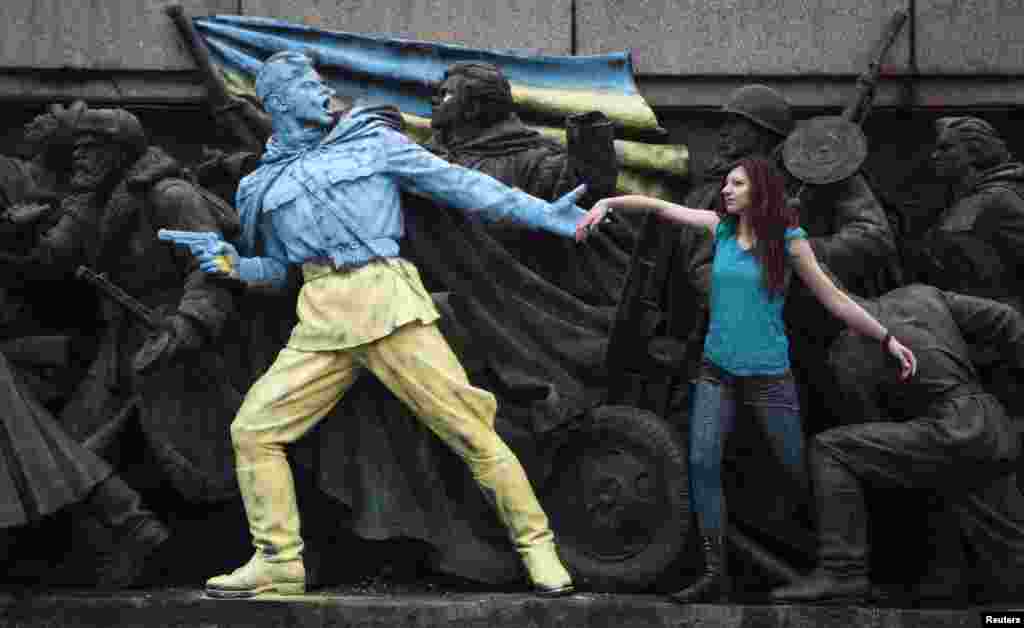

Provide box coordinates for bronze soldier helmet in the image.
[722,84,794,138]
[73,108,147,161]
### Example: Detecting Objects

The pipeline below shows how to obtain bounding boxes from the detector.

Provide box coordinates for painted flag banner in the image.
[193,15,688,196]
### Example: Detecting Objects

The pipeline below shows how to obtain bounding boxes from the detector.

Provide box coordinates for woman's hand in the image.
[575,199,612,242]
[887,336,917,381]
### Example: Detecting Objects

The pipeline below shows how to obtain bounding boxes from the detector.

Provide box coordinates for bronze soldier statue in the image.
[772,284,1024,605]
[19,105,244,505]
[0,350,169,587]
[0,104,169,588]
[909,117,1024,307]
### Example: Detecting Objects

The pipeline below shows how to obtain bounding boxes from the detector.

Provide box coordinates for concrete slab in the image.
[0,71,205,104]
[0,589,993,628]
[916,0,1024,74]
[0,1,237,71]
[577,0,911,76]
[241,0,572,55]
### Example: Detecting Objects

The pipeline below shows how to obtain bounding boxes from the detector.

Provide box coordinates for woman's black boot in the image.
[669,534,731,603]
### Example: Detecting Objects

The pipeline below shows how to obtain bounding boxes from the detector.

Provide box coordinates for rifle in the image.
[76,266,163,330]
[74,265,241,404]
[165,4,270,153]
[784,10,909,188]
[843,10,910,127]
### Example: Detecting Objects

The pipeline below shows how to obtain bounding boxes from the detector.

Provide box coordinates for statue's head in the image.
[431,62,514,131]
[22,100,86,172]
[717,84,793,161]
[256,51,336,130]
[932,116,1010,181]
[69,107,146,189]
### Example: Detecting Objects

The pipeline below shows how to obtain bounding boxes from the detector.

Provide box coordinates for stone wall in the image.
[0,0,1021,107]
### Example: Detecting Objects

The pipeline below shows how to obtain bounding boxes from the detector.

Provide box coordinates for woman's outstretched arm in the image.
[576,195,720,242]
[788,237,917,380]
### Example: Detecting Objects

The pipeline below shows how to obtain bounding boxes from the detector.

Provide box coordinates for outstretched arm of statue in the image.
[789,236,916,380]
[385,130,586,238]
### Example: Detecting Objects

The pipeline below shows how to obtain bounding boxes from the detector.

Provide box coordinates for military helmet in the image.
[722,84,794,137]
[73,108,147,158]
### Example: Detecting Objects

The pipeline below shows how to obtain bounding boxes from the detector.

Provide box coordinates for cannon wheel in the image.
[541,404,690,591]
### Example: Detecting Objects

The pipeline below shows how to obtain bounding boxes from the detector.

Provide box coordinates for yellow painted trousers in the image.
[229,319,565,582]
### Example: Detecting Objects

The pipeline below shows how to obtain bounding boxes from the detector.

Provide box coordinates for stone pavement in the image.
[0,589,1007,628]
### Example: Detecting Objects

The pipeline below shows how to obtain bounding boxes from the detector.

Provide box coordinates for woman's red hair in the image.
[720,157,798,296]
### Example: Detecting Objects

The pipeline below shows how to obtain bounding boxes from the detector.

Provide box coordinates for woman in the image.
[576,156,916,602]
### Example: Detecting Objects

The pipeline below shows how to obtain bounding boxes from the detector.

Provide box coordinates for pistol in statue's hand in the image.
[158,229,239,279]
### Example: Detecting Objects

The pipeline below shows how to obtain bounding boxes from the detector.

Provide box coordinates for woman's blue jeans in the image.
[688,358,807,535]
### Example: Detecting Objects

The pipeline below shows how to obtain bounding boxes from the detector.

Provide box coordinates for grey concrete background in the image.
[576,0,912,75]
[0,0,1021,105]
[0,1,236,70]
[916,0,1024,74]
[241,0,572,55]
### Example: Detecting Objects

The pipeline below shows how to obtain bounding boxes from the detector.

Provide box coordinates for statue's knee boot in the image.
[206,455,305,598]
[771,444,869,604]
[472,440,573,596]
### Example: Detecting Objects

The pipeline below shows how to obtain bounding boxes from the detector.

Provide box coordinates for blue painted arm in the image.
[384,134,586,238]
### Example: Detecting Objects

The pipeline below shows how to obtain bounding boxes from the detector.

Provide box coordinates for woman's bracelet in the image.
[881,331,893,350]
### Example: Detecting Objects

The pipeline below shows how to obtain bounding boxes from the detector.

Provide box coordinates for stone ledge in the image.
[3,70,1022,110]
[0,589,998,628]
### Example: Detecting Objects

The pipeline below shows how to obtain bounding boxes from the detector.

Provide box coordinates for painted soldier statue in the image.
[425,61,625,305]
[772,284,1024,605]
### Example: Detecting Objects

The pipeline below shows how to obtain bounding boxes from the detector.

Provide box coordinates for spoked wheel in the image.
[541,405,691,591]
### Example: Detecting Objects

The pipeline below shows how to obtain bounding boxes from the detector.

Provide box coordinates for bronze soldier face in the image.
[70,133,123,190]
[430,74,468,130]
[931,128,972,181]
[716,114,766,163]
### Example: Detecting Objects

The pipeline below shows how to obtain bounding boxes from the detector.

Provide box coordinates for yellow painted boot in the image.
[520,541,575,597]
[205,459,306,598]
[473,447,574,596]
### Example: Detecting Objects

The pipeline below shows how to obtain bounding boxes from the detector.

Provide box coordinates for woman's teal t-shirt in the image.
[703,219,808,376]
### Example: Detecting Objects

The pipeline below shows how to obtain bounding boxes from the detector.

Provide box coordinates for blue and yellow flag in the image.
[194,15,688,193]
